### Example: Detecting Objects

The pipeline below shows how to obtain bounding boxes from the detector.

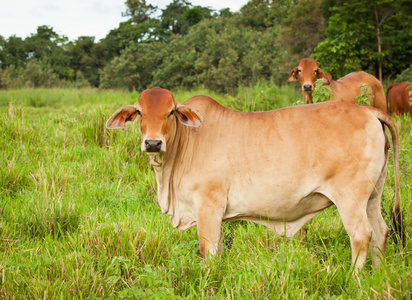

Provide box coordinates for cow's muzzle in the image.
[145,139,163,152]
[303,84,313,92]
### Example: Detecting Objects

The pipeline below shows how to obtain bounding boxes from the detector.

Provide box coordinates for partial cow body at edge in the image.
[106,87,402,270]
[387,81,412,115]
[288,58,388,112]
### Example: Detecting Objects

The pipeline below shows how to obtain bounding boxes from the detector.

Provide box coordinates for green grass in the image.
[0,86,411,299]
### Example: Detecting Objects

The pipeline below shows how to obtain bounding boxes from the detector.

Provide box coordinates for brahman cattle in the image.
[106,87,402,269]
[288,58,387,112]
[387,81,412,115]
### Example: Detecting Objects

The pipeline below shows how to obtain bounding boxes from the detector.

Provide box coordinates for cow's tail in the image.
[386,83,396,115]
[373,109,404,247]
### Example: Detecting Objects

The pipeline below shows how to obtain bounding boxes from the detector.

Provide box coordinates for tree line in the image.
[0,0,411,93]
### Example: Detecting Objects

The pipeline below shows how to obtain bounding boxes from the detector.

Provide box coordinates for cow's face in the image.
[288,58,329,93]
[106,87,202,155]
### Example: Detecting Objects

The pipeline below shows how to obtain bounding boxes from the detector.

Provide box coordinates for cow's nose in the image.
[303,84,313,91]
[145,139,162,152]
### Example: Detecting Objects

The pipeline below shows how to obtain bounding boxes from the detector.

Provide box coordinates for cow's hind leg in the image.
[367,166,389,267]
[334,189,373,270]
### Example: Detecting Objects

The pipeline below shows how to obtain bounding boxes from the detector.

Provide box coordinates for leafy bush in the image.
[395,67,412,83]
[0,59,90,89]
[354,84,373,105]
[99,42,164,90]
[311,78,333,103]
[408,85,412,106]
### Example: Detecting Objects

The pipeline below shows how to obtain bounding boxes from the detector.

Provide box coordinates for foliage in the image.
[160,0,213,36]
[313,0,412,79]
[24,26,70,79]
[354,84,374,106]
[101,16,283,94]
[0,36,28,69]
[185,17,281,93]
[99,42,165,90]
[123,0,157,24]
[395,67,412,83]
[0,62,92,90]
[279,0,325,69]
[65,36,100,86]
[311,78,333,103]
[0,60,61,89]
[0,87,411,298]
[238,0,281,29]
[0,0,411,90]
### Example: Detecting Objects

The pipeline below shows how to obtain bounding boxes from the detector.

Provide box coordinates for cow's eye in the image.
[298,70,301,73]
[168,110,175,118]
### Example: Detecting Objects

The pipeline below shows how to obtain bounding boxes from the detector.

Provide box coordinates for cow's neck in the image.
[304,92,313,104]
[148,122,192,217]
[148,151,175,215]
[150,154,170,214]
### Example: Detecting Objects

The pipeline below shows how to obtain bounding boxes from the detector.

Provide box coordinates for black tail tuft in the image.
[391,208,404,248]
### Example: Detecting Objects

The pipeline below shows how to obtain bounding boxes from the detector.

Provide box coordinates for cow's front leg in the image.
[195,186,226,257]
[196,210,223,257]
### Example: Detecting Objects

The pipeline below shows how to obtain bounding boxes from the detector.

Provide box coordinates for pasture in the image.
[0,86,411,298]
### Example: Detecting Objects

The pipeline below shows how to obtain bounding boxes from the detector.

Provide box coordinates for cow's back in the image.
[331,71,387,112]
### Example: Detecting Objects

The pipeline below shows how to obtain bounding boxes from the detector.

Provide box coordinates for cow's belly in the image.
[223,181,334,232]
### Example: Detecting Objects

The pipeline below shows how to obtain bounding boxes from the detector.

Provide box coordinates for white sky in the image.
[0,0,248,42]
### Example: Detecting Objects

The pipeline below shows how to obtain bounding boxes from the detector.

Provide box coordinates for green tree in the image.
[237,0,293,30]
[101,0,167,61]
[99,42,165,90]
[185,5,214,27]
[0,64,21,88]
[25,26,69,79]
[313,0,412,80]
[66,36,99,86]
[0,36,28,69]
[21,59,61,88]
[153,16,282,93]
[279,0,325,68]
[238,0,274,29]
[161,0,192,35]
[160,0,213,36]
[151,35,198,89]
[101,18,164,58]
[219,8,233,18]
[123,0,157,24]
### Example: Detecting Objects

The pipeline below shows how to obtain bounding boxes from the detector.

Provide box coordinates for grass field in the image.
[0,86,411,299]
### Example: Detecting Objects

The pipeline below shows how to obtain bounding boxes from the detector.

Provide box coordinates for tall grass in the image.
[0,86,411,298]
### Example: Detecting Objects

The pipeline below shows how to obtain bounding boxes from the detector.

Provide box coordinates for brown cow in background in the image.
[288,58,387,112]
[387,82,412,115]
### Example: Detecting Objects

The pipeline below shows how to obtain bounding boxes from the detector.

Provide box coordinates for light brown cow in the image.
[106,87,402,269]
[387,81,412,115]
[288,58,387,112]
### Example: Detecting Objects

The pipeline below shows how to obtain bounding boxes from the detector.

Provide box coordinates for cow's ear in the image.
[288,67,299,82]
[106,105,138,129]
[176,105,202,127]
[317,68,332,85]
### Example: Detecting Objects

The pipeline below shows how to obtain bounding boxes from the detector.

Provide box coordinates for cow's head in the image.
[287,58,331,93]
[106,87,202,155]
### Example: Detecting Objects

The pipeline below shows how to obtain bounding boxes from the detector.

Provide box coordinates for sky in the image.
[0,0,248,42]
